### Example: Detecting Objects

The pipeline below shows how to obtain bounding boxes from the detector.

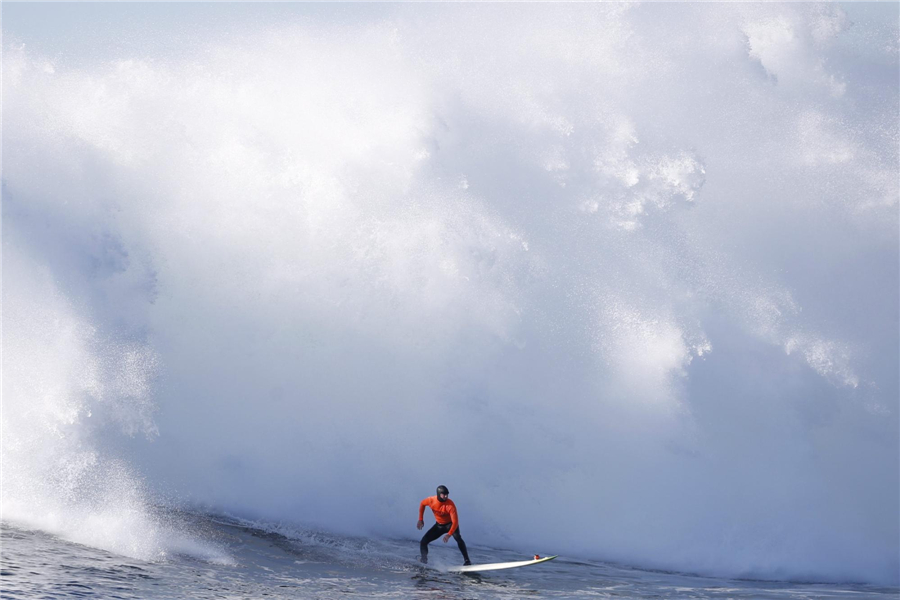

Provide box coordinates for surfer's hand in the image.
[417,520,424,530]
[442,534,451,543]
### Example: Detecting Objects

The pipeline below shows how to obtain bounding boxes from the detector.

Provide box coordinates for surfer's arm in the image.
[446,506,459,537]
[418,498,428,522]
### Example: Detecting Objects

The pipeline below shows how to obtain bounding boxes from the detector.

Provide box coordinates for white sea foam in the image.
[1,245,229,565]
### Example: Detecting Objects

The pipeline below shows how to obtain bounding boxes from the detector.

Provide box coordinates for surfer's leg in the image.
[451,529,471,564]
[419,524,444,562]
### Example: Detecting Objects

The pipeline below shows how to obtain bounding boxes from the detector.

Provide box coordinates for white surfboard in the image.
[446,555,558,573]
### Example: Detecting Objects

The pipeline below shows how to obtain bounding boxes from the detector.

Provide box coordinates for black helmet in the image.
[436,485,449,500]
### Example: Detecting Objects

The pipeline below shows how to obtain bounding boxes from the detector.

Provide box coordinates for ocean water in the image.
[2,2,899,596]
[3,513,897,600]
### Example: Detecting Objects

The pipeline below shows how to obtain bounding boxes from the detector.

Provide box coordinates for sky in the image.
[2,1,898,586]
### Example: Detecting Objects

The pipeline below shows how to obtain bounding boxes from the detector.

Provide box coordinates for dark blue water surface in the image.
[3,514,897,599]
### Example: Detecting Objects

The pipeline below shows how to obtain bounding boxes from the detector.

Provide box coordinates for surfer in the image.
[417,485,471,565]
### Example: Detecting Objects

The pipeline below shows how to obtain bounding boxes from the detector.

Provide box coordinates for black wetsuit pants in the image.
[419,523,470,563]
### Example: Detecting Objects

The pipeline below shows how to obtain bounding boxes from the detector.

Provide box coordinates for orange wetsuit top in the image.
[418,496,459,536]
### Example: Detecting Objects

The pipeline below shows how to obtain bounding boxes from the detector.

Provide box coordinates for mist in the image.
[2,2,897,585]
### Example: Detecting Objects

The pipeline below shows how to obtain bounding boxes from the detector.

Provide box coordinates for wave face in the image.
[3,2,898,585]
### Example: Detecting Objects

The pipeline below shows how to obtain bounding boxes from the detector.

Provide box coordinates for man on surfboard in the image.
[417,485,471,565]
